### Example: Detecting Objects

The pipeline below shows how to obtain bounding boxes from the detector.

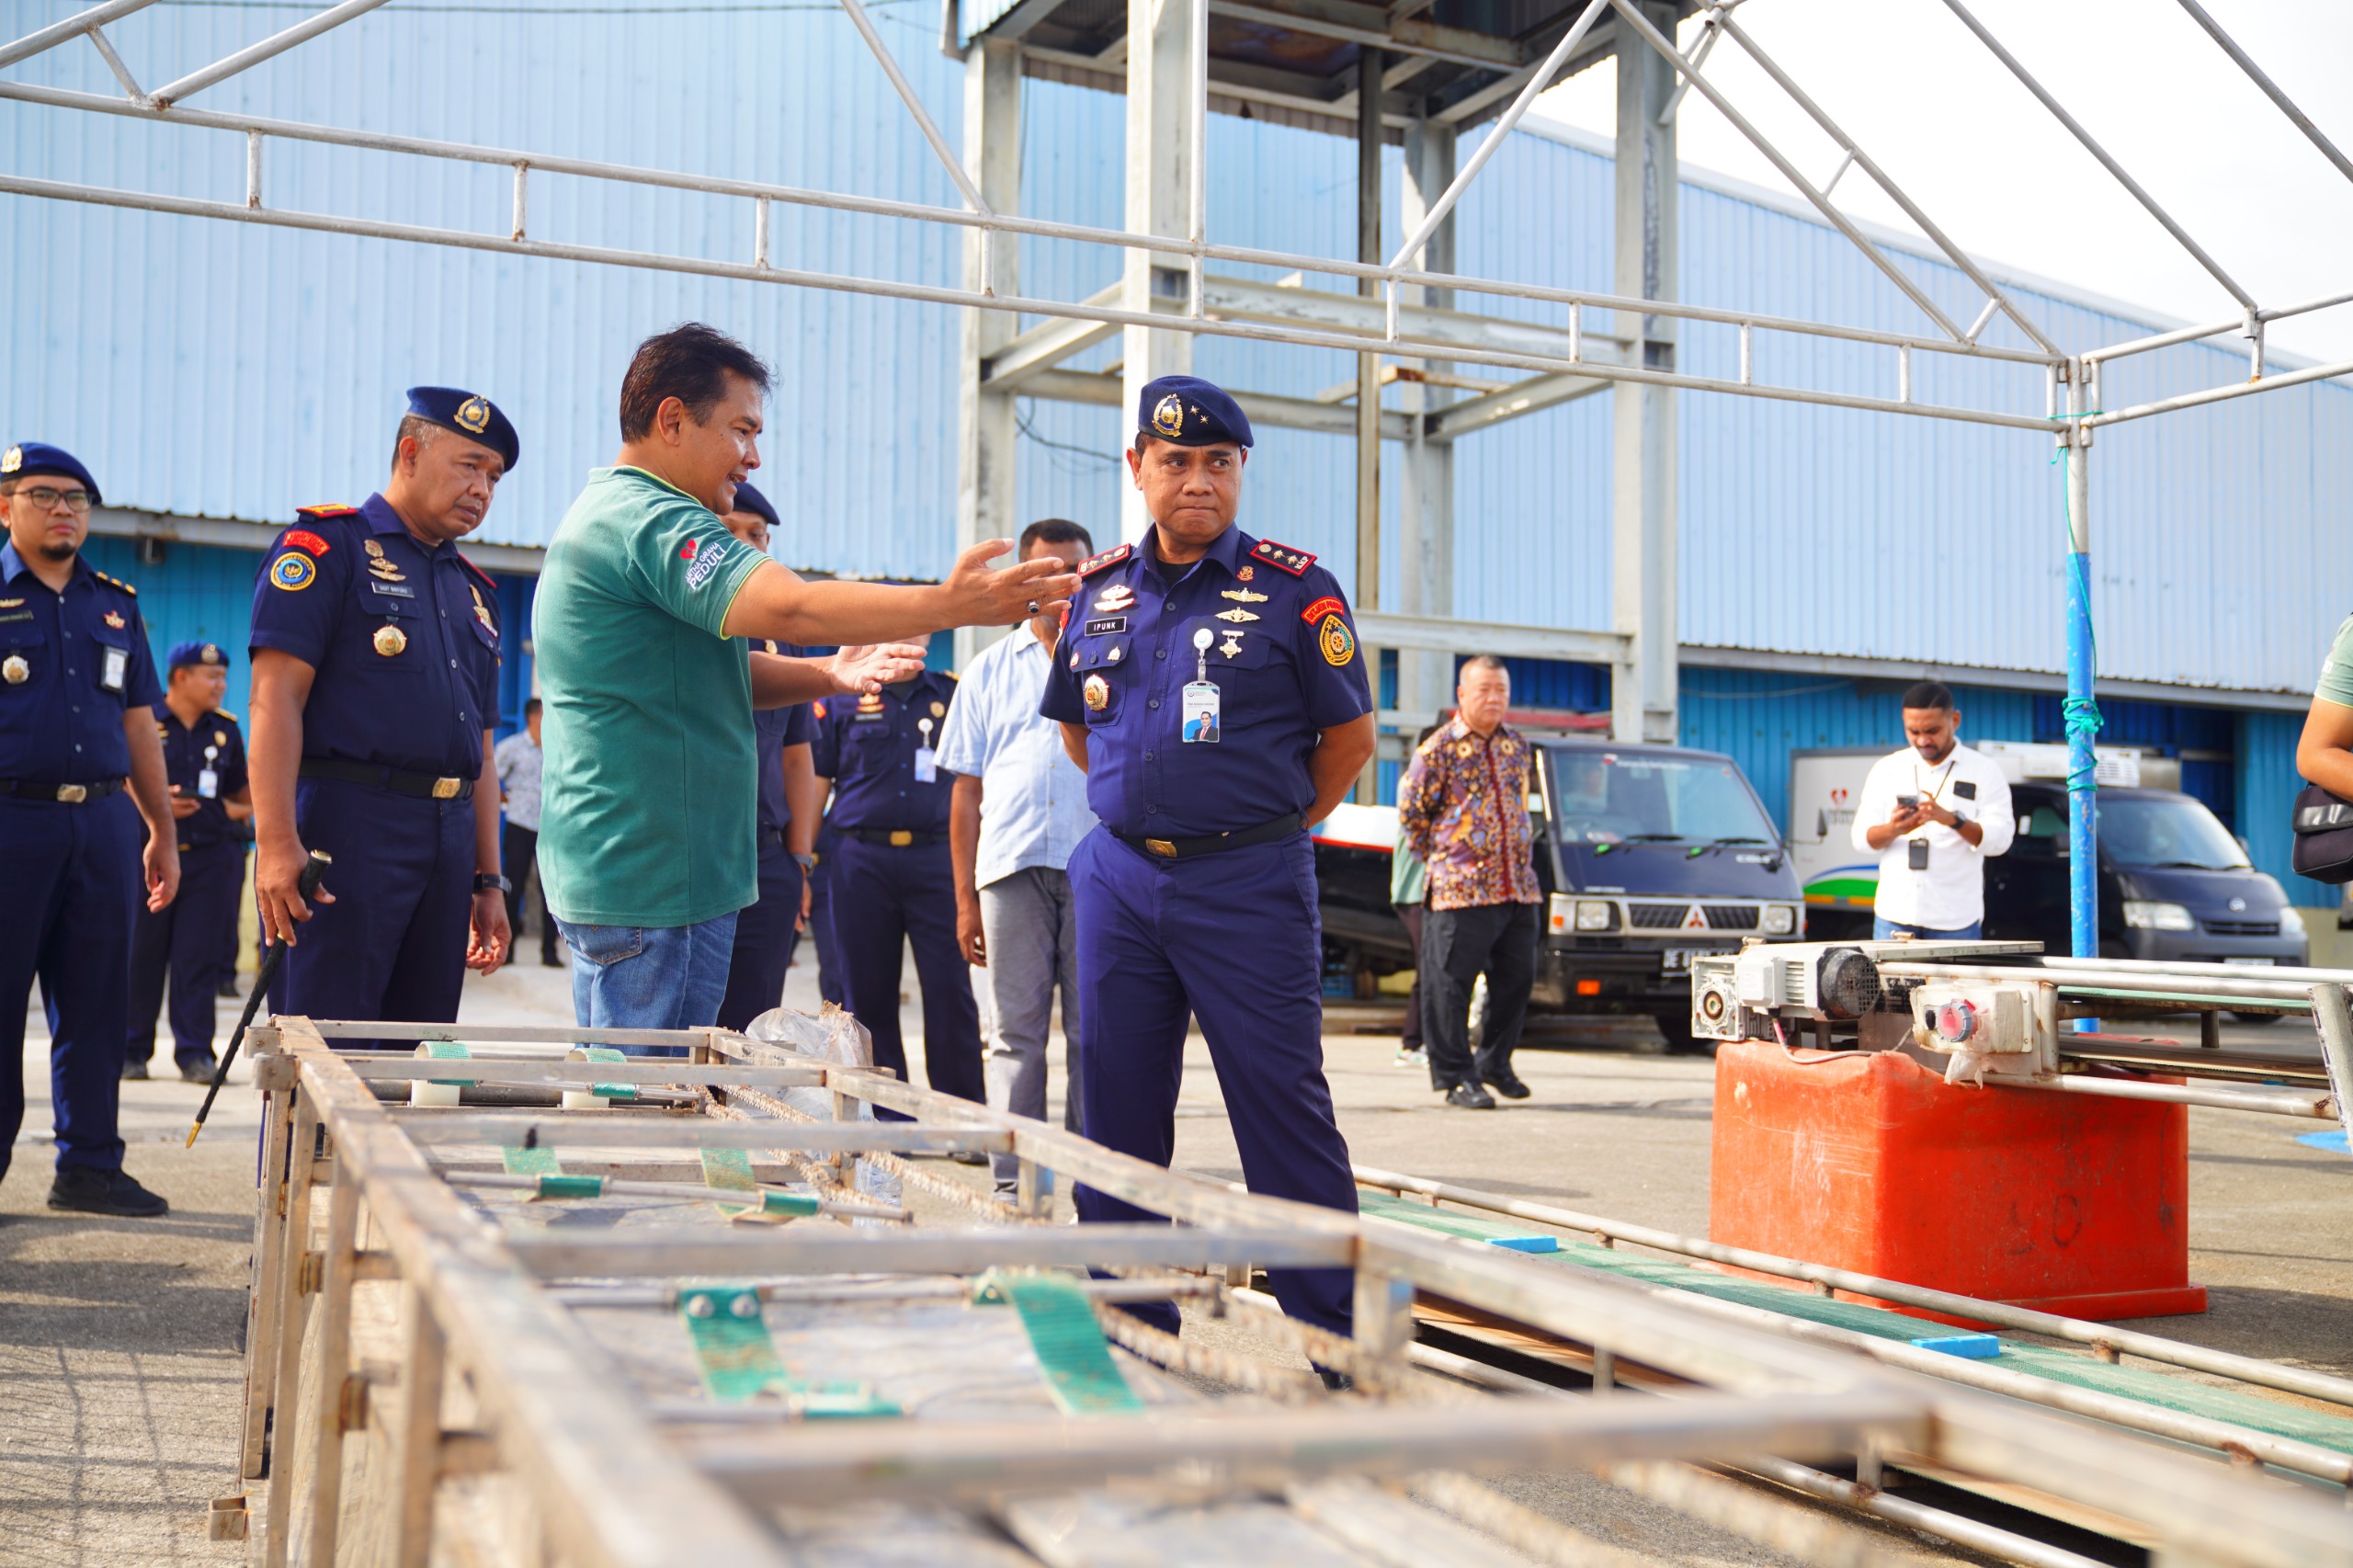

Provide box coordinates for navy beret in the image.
[729,480,780,533]
[1,441,100,504]
[1137,375,1253,449]
[166,640,231,671]
[404,386,519,472]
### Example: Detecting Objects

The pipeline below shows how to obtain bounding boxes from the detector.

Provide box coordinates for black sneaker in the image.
[119,1059,149,1082]
[178,1057,218,1085]
[1444,1082,1496,1109]
[1485,1074,1532,1101]
[949,1150,989,1167]
[48,1168,170,1218]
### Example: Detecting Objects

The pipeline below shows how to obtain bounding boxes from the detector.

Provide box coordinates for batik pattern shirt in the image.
[1396,718,1540,911]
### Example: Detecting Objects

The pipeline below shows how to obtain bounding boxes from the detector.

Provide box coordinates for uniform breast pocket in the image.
[361,596,426,671]
[87,629,131,695]
[0,621,40,696]
[1072,638,1131,726]
[1194,619,1284,716]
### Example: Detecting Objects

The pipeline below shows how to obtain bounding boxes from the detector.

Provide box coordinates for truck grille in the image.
[1626,903,1761,931]
[2202,918,2279,937]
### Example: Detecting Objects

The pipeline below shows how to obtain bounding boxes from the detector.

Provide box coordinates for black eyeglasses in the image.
[16,486,96,515]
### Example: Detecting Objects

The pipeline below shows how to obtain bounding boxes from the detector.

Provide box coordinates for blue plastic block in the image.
[1483,1235,1561,1254]
[2296,1130,2349,1154]
[1910,1333,2002,1359]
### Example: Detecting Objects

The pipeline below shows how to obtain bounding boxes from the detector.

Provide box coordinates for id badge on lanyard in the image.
[1182,629,1221,744]
[914,716,938,783]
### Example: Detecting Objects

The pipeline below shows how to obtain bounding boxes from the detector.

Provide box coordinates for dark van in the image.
[1984,784,2307,980]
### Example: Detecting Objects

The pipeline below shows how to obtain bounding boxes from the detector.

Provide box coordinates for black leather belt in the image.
[760,826,790,848]
[842,827,945,847]
[0,777,125,803]
[301,757,473,801]
[1113,812,1303,860]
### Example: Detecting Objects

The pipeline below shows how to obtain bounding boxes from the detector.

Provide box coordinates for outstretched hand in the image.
[945,538,1080,629]
[829,642,929,696]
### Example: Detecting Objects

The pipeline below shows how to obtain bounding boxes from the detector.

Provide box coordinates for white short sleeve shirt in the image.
[1850,741,2015,929]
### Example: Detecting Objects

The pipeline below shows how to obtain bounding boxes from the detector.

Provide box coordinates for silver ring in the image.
[1026,599,1041,616]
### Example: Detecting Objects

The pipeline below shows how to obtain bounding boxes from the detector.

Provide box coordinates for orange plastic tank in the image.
[1709,1040,2205,1323]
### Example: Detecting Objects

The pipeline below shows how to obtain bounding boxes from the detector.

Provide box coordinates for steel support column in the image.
[1610,1,1678,744]
[2064,365,2098,961]
[1119,0,1196,542]
[955,40,1022,667]
[1354,49,1385,801]
[1398,113,1458,730]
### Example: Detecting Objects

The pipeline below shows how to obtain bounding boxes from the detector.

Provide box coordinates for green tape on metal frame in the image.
[502,1144,562,1177]
[578,1045,638,1100]
[535,1174,604,1199]
[700,1146,759,1194]
[700,1148,821,1221]
[677,1286,900,1416]
[975,1272,1144,1415]
[755,1191,822,1218]
[422,1039,472,1087]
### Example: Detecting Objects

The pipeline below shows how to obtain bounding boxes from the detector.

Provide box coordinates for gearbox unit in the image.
[1691,942,1881,1041]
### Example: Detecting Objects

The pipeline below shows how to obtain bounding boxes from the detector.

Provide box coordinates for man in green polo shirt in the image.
[535,324,1077,1036]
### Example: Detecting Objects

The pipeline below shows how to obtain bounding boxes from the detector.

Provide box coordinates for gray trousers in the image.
[979,866,1083,1187]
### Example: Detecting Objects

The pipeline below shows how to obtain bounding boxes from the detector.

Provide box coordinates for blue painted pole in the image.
[2064,373,2099,972]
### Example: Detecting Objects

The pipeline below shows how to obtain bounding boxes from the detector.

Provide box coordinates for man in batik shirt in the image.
[1396,655,1540,1108]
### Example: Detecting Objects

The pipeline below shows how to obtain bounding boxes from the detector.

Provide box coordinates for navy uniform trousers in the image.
[0,793,141,1184]
[1068,828,1358,1336]
[269,778,475,1029]
[807,821,845,1007]
[826,835,984,1109]
[129,838,243,1069]
[717,845,807,1032]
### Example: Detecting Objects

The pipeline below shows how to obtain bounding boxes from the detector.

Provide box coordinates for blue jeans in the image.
[1873,916,1983,940]
[557,913,740,1056]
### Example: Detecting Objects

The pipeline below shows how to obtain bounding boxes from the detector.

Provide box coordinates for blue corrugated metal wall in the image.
[2239,710,2333,906]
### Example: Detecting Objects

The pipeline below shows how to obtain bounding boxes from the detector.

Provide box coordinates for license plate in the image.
[1663,948,1698,972]
[2222,957,2276,967]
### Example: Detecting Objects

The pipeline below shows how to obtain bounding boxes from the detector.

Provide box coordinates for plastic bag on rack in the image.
[742,1004,902,1215]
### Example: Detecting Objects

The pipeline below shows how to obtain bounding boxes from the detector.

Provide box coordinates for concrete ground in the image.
[6,946,2348,1564]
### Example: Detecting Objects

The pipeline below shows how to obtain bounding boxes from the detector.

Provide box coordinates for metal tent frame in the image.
[3,0,2350,953]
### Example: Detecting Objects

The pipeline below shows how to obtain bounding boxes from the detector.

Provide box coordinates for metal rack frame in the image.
[231,1014,2353,1566]
[1,0,2347,928]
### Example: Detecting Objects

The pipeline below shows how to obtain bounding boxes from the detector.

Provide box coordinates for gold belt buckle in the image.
[431,777,461,800]
[55,783,87,803]
[1144,837,1176,858]
[888,830,914,847]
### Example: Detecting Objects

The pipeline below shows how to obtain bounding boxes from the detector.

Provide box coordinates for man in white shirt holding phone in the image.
[1853,682,2014,939]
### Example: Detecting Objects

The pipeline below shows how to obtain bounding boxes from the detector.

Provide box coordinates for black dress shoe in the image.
[216,979,242,999]
[178,1058,218,1085]
[1317,1369,1355,1392]
[1484,1074,1532,1101]
[541,951,564,967]
[949,1149,989,1167]
[1444,1082,1496,1109]
[119,1060,149,1082]
[48,1168,170,1218]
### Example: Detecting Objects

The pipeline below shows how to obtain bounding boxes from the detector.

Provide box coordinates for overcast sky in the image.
[1531,0,2353,366]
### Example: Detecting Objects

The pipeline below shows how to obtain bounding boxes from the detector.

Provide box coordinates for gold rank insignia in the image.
[0,598,19,608]
[1213,607,1259,623]
[2,654,26,685]
[930,701,946,718]
[103,610,126,629]
[454,395,492,434]
[200,643,220,664]
[1083,673,1109,711]
[1152,393,1186,438]
[1221,587,1267,603]
[857,692,884,712]
[363,539,384,558]
[0,447,18,474]
[1218,631,1244,658]
[373,623,407,657]
[471,584,495,633]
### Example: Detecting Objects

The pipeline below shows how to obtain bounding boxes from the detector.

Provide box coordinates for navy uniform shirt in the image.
[747,638,816,835]
[1039,528,1372,838]
[0,542,163,782]
[811,668,961,834]
[247,497,502,778]
[153,703,247,847]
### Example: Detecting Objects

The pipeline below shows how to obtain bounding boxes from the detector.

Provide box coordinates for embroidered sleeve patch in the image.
[281,528,332,556]
[1300,594,1345,624]
[1317,613,1357,667]
[269,552,317,592]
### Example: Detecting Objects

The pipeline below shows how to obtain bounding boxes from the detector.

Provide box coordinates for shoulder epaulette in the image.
[297,504,358,520]
[1074,543,1132,578]
[96,571,136,596]
[214,709,239,722]
[942,670,958,682]
[1249,539,1316,576]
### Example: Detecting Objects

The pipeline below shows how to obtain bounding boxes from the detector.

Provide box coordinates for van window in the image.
[1551,752,1779,846]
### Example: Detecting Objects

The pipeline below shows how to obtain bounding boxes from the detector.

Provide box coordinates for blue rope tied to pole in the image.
[2052,440,2103,790]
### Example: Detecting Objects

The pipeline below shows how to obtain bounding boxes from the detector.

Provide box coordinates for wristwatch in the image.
[791,852,817,871]
[473,873,511,894]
